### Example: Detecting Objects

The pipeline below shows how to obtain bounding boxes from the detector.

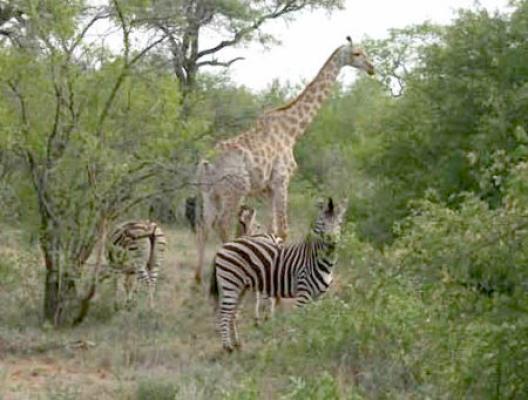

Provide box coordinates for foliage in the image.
[2,1,528,399]
[0,1,205,325]
[292,3,528,245]
[391,193,528,296]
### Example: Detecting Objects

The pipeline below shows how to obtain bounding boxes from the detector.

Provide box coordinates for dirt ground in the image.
[0,228,264,400]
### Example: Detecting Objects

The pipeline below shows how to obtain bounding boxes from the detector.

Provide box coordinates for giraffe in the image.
[194,37,374,283]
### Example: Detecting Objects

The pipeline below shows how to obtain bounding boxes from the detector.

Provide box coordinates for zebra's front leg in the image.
[266,296,277,320]
[147,282,155,309]
[254,292,262,326]
[294,288,312,309]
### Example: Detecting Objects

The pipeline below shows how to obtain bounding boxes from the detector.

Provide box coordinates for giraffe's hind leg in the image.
[195,192,217,285]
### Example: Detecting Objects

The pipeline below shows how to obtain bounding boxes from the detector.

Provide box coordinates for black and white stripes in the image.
[106,220,167,308]
[211,198,346,352]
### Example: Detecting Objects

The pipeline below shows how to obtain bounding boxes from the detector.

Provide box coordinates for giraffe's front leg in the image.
[271,179,290,240]
[218,193,242,243]
[263,188,277,235]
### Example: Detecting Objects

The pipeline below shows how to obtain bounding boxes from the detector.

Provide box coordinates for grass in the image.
[0,227,303,399]
[1,223,527,399]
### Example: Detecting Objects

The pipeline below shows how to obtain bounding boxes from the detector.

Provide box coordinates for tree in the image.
[133,0,344,99]
[0,0,200,326]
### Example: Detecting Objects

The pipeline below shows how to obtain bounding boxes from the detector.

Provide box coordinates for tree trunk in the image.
[41,236,78,327]
[43,266,77,326]
[43,266,63,325]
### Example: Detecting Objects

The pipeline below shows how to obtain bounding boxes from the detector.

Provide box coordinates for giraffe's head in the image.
[312,197,348,246]
[338,36,374,76]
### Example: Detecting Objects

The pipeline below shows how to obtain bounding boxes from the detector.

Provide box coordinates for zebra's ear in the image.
[327,197,335,214]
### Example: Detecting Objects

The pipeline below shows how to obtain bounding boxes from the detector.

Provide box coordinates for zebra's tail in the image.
[209,262,219,304]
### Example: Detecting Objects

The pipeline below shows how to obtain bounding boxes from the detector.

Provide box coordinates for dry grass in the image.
[0,227,285,400]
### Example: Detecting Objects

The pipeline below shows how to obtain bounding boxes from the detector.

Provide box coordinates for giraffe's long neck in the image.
[279,47,343,139]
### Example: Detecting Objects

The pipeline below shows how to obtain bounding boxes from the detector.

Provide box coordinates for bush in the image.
[391,193,528,296]
[137,378,179,400]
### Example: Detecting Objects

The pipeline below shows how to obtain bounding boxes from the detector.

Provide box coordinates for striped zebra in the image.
[211,197,346,352]
[106,220,167,308]
[236,205,283,324]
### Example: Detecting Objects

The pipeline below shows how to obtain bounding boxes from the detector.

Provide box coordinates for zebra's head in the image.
[312,197,347,246]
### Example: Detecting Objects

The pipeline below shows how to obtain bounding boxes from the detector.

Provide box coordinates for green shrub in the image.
[285,372,342,400]
[137,378,179,400]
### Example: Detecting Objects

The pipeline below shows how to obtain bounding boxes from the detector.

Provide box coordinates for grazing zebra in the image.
[235,205,282,324]
[211,197,347,352]
[106,220,166,308]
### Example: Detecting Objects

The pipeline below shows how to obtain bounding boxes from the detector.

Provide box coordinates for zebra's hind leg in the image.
[231,288,246,350]
[218,307,235,352]
[145,269,157,309]
[218,289,243,352]
[113,273,121,311]
[254,292,262,326]
[124,273,137,310]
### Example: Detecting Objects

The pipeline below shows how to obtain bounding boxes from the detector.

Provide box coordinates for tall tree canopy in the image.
[133,0,344,96]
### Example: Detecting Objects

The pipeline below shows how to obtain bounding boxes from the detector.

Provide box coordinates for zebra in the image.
[235,205,283,324]
[106,220,167,308]
[211,197,347,352]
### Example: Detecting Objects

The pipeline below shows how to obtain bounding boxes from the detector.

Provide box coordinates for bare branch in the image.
[196,56,245,68]
[112,0,129,61]
[67,10,110,56]
[95,34,166,139]
[47,80,63,166]
[7,80,29,131]
[196,1,304,60]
